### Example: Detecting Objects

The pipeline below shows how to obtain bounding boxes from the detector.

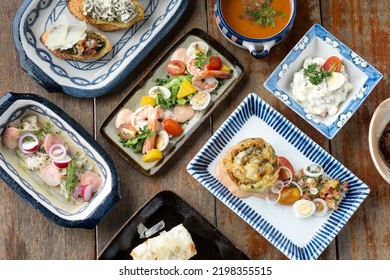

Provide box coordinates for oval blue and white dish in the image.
[12,0,189,98]
[264,24,382,139]
[0,93,120,228]
[187,93,370,260]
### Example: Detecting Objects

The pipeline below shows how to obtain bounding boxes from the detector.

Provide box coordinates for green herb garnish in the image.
[64,158,79,201]
[156,91,175,110]
[154,75,171,86]
[194,51,210,67]
[243,0,285,28]
[303,63,332,85]
[119,125,154,154]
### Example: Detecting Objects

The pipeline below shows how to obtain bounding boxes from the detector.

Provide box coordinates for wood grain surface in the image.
[0,0,389,260]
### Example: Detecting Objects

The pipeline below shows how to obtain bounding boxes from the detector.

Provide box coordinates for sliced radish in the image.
[81,184,93,202]
[53,155,72,169]
[18,132,39,154]
[41,164,61,186]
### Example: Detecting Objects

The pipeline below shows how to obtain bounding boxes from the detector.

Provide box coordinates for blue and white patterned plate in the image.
[187,93,370,260]
[264,24,382,139]
[0,93,120,228]
[12,0,189,98]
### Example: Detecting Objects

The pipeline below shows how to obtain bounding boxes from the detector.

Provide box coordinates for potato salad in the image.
[290,56,353,117]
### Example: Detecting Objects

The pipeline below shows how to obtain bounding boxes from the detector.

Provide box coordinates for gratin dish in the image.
[0,93,120,228]
[264,24,382,139]
[187,93,370,260]
[369,97,390,184]
[98,190,249,260]
[12,0,189,97]
[100,28,244,176]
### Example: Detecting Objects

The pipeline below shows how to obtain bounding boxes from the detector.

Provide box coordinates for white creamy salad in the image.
[290,57,353,117]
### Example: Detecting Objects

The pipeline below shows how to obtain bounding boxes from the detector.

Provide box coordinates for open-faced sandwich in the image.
[67,0,145,32]
[40,18,112,61]
[216,138,280,199]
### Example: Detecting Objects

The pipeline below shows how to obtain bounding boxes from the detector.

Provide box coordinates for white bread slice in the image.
[40,30,112,61]
[67,0,145,32]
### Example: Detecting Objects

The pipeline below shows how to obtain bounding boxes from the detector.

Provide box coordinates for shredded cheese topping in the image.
[83,0,138,23]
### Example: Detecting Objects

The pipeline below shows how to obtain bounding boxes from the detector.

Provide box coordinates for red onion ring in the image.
[271,180,284,194]
[266,190,281,204]
[18,132,39,154]
[48,144,66,161]
[279,166,293,186]
[72,184,84,201]
[290,181,303,198]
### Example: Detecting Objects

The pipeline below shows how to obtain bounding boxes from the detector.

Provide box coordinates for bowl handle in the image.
[243,40,275,59]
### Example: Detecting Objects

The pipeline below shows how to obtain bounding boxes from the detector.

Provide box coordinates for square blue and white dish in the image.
[264,24,382,139]
[0,93,120,228]
[12,0,189,98]
[187,93,370,260]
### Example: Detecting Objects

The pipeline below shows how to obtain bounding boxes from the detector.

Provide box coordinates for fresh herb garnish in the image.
[64,158,79,201]
[156,91,175,110]
[119,125,154,154]
[154,75,171,86]
[303,63,332,85]
[194,51,210,67]
[243,0,285,28]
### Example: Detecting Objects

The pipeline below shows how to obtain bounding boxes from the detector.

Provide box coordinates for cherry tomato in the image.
[205,56,222,70]
[321,56,342,72]
[167,60,186,75]
[163,118,183,136]
[278,187,301,205]
[278,156,295,181]
[118,123,137,140]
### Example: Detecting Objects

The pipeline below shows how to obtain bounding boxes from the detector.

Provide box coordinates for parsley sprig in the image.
[119,125,154,154]
[194,51,210,67]
[64,158,79,201]
[303,63,332,85]
[243,0,285,28]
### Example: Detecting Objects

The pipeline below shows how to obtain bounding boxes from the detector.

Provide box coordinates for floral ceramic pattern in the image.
[264,24,382,139]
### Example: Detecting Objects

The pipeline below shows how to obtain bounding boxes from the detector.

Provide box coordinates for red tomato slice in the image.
[278,156,295,181]
[167,60,186,75]
[205,56,222,70]
[321,56,342,72]
[163,118,183,137]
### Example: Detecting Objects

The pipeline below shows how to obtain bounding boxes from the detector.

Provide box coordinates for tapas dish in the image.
[0,93,120,228]
[12,0,189,97]
[98,191,249,260]
[100,29,244,176]
[264,24,382,139]
[187,93,370,260]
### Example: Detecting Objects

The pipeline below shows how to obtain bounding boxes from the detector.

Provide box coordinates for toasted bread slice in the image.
[40,30,112,61]
[67,0,145,32]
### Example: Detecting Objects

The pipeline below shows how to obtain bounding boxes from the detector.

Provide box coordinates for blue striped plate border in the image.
[187,93,370,260]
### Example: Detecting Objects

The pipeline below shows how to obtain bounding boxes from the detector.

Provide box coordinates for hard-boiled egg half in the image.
[155,131,169,151]
[149,86,171,99]
[293,199,316,218]
[186,41,209,58]
[190,91,211,111]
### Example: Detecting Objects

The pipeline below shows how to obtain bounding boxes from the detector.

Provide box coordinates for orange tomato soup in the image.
[221,0,291,39]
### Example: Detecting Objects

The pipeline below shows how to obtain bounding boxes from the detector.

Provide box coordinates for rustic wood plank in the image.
[207,0,337,259]
[0,1,95,259]
[95,0,215,255]
[321,0,390,260]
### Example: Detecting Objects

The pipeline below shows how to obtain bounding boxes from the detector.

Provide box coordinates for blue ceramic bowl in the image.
[0,93,120,228]
[215,0,296,58]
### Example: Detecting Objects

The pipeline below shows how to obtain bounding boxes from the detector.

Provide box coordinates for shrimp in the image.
[130,105,154,131]
[186,58,202,75]
[197,70,232,79]
[142,107,158,154]
[192,75,219,93]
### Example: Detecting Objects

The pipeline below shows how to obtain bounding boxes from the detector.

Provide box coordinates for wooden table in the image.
[0,0,389,260]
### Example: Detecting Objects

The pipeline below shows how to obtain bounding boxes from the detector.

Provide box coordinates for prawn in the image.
[130,105,155,131]
[186,58,202,75]
[192,69,232,93]
[142,106,158,154]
